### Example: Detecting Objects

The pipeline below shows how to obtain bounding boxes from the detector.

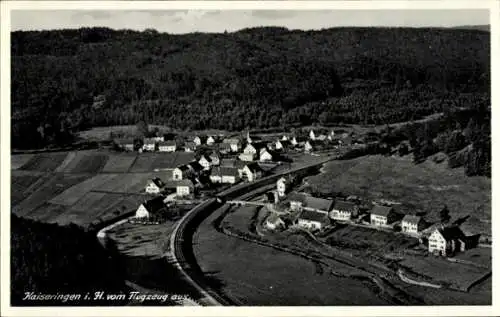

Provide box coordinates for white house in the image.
[281,135,289,141]
[210,167,240,184]
[152,136,164,143]
[198,155,212,170]
[287,192,306,212]
[309,130,316,140]
[184,142,197,152]
[259,148,274,162]
[135,196,165,219]
[242,162,263,182]
[218,143,232,154]
[176,179,195,197]
[158,141,177,152]
[193,136,207,146]
[145,177,165,194]
[206,136,217,145]
[401,215,425,234]
[173,165,191,180]
[304,140,324,153]
[209,153,220,166]
[277,176,294,197]
[275,139,291,151]
[238,152,256,162]
[142,138,156,152]
[222,138,242,152]
[428,226,466,256]
[297,210,328,231]
[370,205,397,226]
[330,200,357,221]
[243,143,258,155]
[265,213,285,230]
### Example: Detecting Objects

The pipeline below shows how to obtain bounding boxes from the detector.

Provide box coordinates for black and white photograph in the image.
[1,0,497,315]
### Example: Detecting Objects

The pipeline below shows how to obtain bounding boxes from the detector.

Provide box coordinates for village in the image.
[123,127,480,260]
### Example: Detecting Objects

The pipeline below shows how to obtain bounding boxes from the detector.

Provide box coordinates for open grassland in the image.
[94,172,170,193]
[12,174,91,217]
[49,174,118,206]
[18,152,69,172]
[11,154,35,170]
[322,224,420,256]
[107,221,177,258]
[453,247,491,269]
[399,255,491,292]
[101,153,138,173]
[11,172,45,206]
[128,152,195,172]
[193,206,390,305]
[58,151,109,173]
[308,155,491,235]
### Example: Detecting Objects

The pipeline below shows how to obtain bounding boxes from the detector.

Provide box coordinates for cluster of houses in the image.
[265,177,474,257]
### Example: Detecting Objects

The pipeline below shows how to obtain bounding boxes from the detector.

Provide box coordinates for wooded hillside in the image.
[11,27,489,148]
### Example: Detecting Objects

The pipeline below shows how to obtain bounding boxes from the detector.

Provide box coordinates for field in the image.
[12,173,91,217]
[101,153,138,173]
[11,172,45,206]
[107,221,177,257]
[18,152,69,172]
[49,174,118,206]
[308,155,491,236]
[58,151,109,173]
[11,154,35,170]
[193,205,390,305]
[128,152,195,172]
[322,224,420,256]
[399,255,491,291]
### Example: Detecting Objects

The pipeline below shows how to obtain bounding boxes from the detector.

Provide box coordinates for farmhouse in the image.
[145,177,166,194]
[370,205,397,226]
[281,134,289,141]
[304,140,324,153]
[239,152,256,162]
[222,138,242,152]
[265,213,285,230]
[135,196,165,220]
[303,196,334,214]
[401,215,426,234]
[176,179,196,197]
[275,139,291,151]
[428,226,467,257]
[115,139,135,151]
[277,176,294,197]
[259,148,274,162]
[210,167,240,184]
[142,138,156,152]
[194,135,207,146]
[242,162,263,182]
[287,192,307,211]
[330,200,357,221]
[291,136,307,147]
[297,210,329,231]
[184,142,197,152]
[209,152,220,166]
[158,141,177,152]
[198,155,212,170]
[218,142,232,154]
[309,130,316,140]
[173,165,191,180]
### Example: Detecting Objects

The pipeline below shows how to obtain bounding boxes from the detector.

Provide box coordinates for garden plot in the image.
[59,152,109,173]
[11,173,45,206]
[49,174,118,206]
[54,151,77,172]
[93,173,160,193]
[172,152,196,166]
[12,174,91,217]
[101,153,138,173]
[25,202,68,223]
[11,154,35,170]
[19,152,69,172]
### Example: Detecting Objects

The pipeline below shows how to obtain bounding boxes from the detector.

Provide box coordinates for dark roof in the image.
[277,140,291,146]
[188,161,204,172]
[402,214,422,224]
[176,164,191,172]
[158,141,176,146]
[371,205,394,217]
[115,138,134,145]
[438,226,466,241]
[304,196,334,212]
[151,177,165,188]
[175,179,195,188]
[218,143,232,150]
[244,162,263,173]
[299,210,329,223]
[184,141,197,148]
[143,138,156,144]
[143,196,165,213]
[199,154,212,162]
[223,138,241,144]
[194,135,208,142]
[333,200,356,212]
[211,166,239,177]
[287,192,307,203]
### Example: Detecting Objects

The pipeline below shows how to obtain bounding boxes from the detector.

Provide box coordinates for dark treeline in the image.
[11,26,489,148]
[10,215,128,306]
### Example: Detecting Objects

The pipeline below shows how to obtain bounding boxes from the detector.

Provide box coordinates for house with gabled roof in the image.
[291,136,307,147]
[242,162,263,182]
[218,142,232,154]
[206,136,217,145]
[158,140,177,152]
[304,140,324,153]
[198,155,212,170]
[187,161,204,175]
[210,166,240,184]
[303,196,334,214]
[184,141,197,152]
[145,177,166,194]
[142,138,157,152]
[209,152,220,166]
[309,130,316,140]
[175,179,195,197]
[222,138,242,152]
[259,148,274,162]
[115,138,135,151]
[330,200,357,221]
[297,209,329,231]
[370,205,397,226]
[193,135,207,146]
[275,139,292,151]
[402,215,426,234]
[135,196,165,219]
[173,165,191,180]
[277,176,295,197]
[428,226,467,256]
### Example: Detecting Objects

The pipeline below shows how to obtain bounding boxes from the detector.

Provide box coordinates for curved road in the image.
[169,156,337,306]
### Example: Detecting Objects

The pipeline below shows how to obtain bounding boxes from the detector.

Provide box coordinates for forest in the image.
[11,26,489,149]
[10,215,128,306]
